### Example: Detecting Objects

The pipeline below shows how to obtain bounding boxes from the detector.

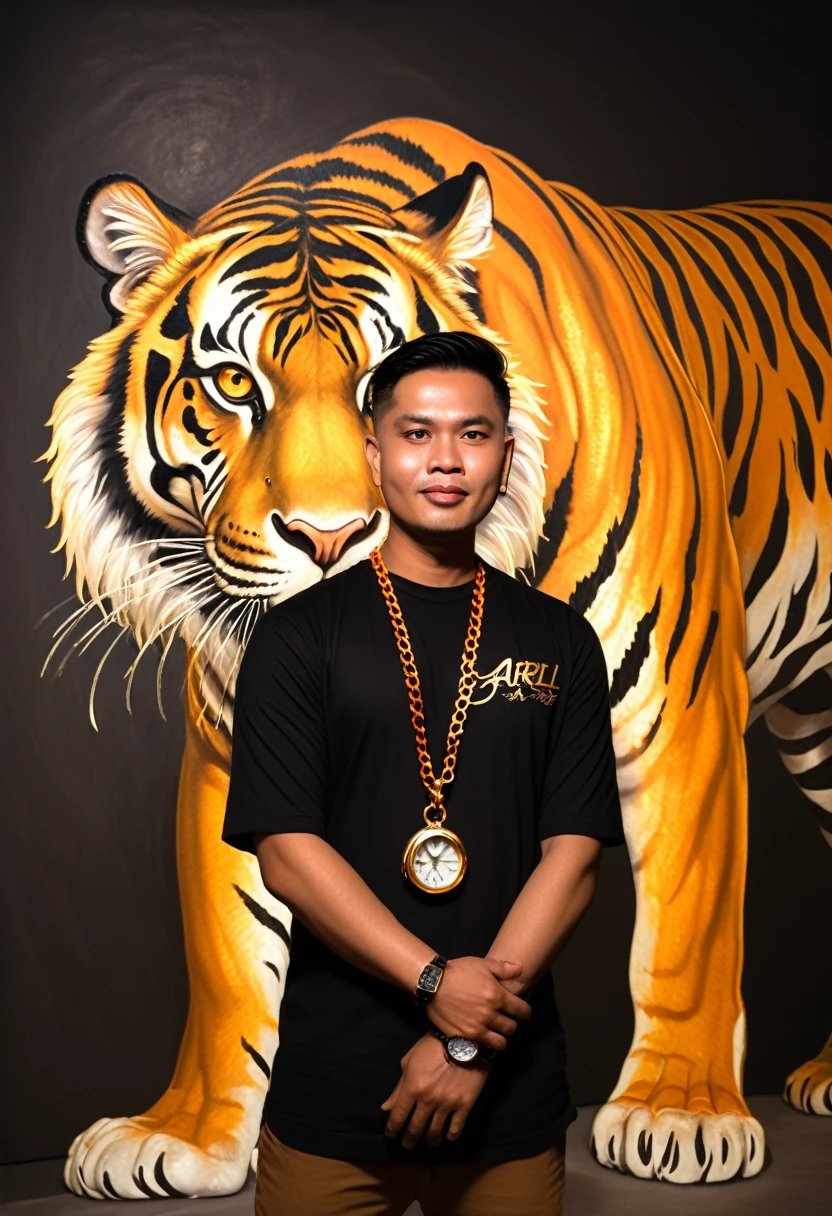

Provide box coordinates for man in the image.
[223,331,624,1215]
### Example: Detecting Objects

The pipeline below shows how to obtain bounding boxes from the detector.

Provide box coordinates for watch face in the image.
[447,1037,479,1064]
[411,833,462,890]
[420,965,442,993]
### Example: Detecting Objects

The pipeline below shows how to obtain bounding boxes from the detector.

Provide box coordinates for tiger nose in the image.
[272,513,370,570]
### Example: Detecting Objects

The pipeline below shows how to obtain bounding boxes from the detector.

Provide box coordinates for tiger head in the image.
[43,152,547,728]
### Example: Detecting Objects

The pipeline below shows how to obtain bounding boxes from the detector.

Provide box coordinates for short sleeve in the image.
[222,606,328,855]
[538,614,624,846]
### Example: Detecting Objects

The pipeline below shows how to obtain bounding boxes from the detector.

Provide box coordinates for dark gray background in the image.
[2,0,830,1165]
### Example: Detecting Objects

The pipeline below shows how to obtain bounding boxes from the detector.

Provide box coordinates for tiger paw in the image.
[590,1053,765,1183]
[64,1107,259,1199]
[784,1043,832,1115]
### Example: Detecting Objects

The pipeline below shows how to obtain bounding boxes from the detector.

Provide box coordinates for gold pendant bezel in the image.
[401,824,468,894]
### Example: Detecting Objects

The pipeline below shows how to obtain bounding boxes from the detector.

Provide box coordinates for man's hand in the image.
[427,956,532,1050]
[381,1033,490,1149]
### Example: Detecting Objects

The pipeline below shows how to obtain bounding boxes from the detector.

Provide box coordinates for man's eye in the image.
[407,429,428,439]
[463,430,486,439]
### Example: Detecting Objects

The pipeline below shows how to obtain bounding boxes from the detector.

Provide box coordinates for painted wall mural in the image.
[42,118,832,1197]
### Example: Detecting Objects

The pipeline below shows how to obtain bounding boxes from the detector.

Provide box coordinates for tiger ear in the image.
[395,162,493,270]
[78,175,194,314]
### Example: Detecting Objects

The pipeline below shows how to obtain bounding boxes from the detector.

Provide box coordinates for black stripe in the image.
[340,132,446,183]
[160,279,193,340]
[413,279,440,334]
[331,272,389,295]
[793,751,832,793]
[610,216,685,369]
[217,291,269,350]
[721,324,744,459]
[618,211,714,408]
[133,1167,157,1199]
[232,273,298,294]
[739,214,830,354]
[533,445,577,586]
[227,185,392,211]
[570,425,642,616]
[271,313,295,361]
[200,323,221,353]
[318,313,356,364]
[495,154,577,252]
[234,883,292,949]
[609,587,662,707]
[97,332,170,540]
[744,443,790,607]
[264,959,281,981]
[780,666,832,713]
[822,573,832,623]
[280,316,310,367]
[241,1036,271,1080]
[310,236,392,275]
[687,610,719,707]
[728,365,763,517]
[671,214,779,369]
[708,211,824,422]
[745,609,777,670]
[263,158,417,200]
[664,400,702,682]
[787,389,816,501]
[771,544,819,658]
[219,241,298,283]
[182,405,213,448]
[774,721,832,756]
[493,219,548,314]
[825,450,832,497]
[662,225,749,350]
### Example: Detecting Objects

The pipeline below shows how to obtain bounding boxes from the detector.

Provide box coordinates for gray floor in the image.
[2,1098,830,1215]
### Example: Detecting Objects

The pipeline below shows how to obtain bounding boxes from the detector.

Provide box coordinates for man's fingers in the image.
[384,1091,414,1137]
[400,1101,432,1149]
[424,1106,452,1147]
[488,1013,518,1037]
[484,956,523,979]
[500,991,532,1021]
[446,1105,471,1142]
[481,1031,508,1052]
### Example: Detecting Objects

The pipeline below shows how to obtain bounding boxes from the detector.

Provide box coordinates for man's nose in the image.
[429,439,462,472]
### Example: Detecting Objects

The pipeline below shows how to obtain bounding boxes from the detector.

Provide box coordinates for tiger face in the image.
[44,159,545,727]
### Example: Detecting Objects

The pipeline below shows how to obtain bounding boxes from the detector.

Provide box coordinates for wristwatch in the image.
[414,955,448,1008]
[432,1026,496,1066]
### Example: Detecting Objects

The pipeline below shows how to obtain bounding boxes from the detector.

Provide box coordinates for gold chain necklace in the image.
[370,547,485,894]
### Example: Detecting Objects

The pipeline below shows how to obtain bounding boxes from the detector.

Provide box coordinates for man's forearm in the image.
[255,832,433,992]
[488,834,602,996]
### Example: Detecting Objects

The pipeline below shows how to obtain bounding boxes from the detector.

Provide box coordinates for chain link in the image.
[370,547,485,816]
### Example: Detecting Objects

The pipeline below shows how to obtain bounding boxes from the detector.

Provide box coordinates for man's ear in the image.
[77,175,194,315]
[363,432,382,488]
[394,162,493,272]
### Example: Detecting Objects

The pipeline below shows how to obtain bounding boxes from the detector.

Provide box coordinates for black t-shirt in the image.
[223,558,624,1164]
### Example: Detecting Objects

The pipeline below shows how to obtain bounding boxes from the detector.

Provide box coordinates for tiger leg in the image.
[765,667,832,1115]
[591,626,764,1183]
[65,662,289,1198]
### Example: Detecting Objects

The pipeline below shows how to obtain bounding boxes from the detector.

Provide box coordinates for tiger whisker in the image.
[88,625,130,731]
[124,575,221,713]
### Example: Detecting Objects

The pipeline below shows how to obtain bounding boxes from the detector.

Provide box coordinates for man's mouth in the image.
[420,484,468,506]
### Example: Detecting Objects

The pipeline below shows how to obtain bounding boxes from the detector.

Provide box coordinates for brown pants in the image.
[255,1122,565,1216]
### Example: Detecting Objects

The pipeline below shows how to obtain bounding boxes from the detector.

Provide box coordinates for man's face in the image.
[364,369,513,537]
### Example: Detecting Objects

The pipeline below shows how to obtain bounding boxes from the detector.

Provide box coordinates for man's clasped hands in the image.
[381,956,531,1150]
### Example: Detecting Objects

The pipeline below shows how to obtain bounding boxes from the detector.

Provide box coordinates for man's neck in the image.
[380,523,477,587]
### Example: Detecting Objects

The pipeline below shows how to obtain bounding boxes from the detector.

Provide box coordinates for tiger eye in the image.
[216,366,254,400]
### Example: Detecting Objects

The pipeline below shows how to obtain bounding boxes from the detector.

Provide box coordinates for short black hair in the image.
[366,331,511,423]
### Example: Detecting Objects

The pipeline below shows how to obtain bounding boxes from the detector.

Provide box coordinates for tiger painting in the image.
[43,118,832,1196]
